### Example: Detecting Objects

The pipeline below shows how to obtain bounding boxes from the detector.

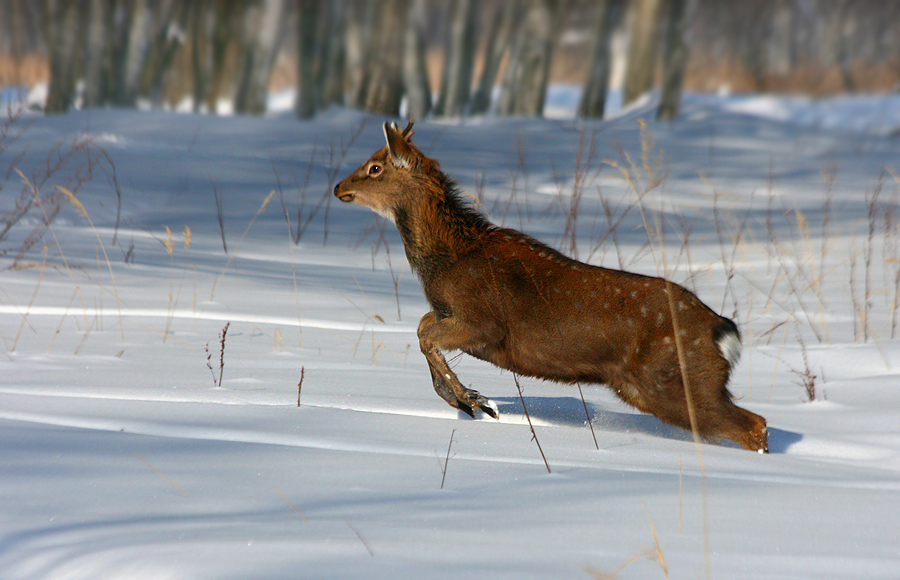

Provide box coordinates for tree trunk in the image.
[836,0,856,92]
[111,0,150,107]
[434,0,477,117]
[295,0,321,118]
[344,0,376,109]
[190,0,210,112]
[206,0,237,114]
[137,1,192,107]
[43,0,81,113]
[235,0,287,115]
[470,0,518,115]
[318,0,345,108]
[622,0,663,107]
[578,0,623,118]
[498,0,559,117]
[81,0,107,108]
[657,0,694,121]
[363,0,406,116]
[402,0,431,119]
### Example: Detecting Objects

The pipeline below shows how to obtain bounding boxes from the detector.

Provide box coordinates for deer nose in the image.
[333,183,339,195]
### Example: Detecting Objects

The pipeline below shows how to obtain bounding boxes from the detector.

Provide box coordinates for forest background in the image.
[2,0,898,121]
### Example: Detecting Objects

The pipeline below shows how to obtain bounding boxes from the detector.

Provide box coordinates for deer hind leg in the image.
[717,403,768,453]
[417,311,499,419]
[652,375,769,453]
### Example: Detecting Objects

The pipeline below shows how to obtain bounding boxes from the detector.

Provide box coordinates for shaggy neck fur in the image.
[393,169,493,283]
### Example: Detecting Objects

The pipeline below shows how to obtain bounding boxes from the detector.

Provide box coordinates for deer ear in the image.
[383,121,416,170]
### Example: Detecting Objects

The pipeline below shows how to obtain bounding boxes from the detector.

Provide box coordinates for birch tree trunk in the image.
[470,0,518,115]
[657,0,694,121]
[111,0,150,107]
[235,0,287,115]
[205,0,237,113]
[434,0,477,117]
[498,0,559,117]
[295,0,320,118]
[622,0,663,107]
[363,0,406,116]
[402,0,431,119]
[190,0,211,112]
[81,0,107,108]
[344,0,376,109]
[43,0,81,113]
[317,0,345,109]
[578,0,623,118]
[137,2,191,107]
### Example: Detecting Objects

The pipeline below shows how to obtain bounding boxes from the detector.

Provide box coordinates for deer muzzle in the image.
[333,183,354,203]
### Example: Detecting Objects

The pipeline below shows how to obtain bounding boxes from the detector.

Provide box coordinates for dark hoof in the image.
[460,392,498,419]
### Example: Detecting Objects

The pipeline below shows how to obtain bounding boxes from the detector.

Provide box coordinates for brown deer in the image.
[334,121,768,453]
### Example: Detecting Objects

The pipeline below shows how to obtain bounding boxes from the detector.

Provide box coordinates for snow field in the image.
[1,96,900,578]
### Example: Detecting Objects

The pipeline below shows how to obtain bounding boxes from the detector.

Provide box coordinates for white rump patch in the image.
[717,328,742,368]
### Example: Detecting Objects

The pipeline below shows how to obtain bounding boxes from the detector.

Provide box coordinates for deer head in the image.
[333,120,426,222]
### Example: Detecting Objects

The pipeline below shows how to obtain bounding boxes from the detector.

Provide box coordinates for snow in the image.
[2,92,900,579]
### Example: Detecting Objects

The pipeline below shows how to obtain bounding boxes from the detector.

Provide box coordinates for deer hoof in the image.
[458,390,498,420]
[480,397,499,419]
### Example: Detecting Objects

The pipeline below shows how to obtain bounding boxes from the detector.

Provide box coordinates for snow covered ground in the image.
[2,91,900,579]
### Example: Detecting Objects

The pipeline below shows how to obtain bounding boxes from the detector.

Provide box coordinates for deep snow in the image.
[1,92,900,579]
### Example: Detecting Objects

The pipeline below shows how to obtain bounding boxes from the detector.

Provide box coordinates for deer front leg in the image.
[417,311,499,419]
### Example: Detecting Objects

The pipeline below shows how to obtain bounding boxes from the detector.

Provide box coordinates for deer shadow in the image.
[491,396,803,453]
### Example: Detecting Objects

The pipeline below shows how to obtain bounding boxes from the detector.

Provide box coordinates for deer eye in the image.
[368,163,383,176]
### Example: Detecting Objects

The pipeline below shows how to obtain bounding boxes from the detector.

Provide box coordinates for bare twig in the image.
[576,383,599,450]
[211,180,227,253]
[440,429,456,489]
[297,366,305,406]
[133,452,189,498]
[206,321,230,388]
[344,520,375,557]
[513,374,551,474]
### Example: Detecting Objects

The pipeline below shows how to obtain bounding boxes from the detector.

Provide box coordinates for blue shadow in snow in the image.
[488,395,803,454]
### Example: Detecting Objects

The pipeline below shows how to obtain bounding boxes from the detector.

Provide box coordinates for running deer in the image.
[334,121,768,453]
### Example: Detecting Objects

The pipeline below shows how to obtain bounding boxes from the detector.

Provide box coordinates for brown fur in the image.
[334,121,768,453]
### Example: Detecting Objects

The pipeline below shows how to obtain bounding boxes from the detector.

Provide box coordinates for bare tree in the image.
[363,0,407,116]
[137,2,191,107]
[622,0,664,106]
[81,0,108,108]
[470,0,519,115]
[434,0,478,117]
[235,0,287,115]
[657,0,695,120]
[205,1,239,113]
[295,0,321,118]
[403,0,432,118]
[317,0,346,108]
[344,0,376,109]
[578,0,624,118]
[43,0,81,113]
[498,0,561,117]
[110,0,151,107]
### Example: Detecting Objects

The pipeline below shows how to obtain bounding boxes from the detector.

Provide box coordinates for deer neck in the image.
[393,185,487,283]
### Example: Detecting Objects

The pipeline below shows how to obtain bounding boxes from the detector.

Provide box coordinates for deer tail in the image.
[713,318,742,369]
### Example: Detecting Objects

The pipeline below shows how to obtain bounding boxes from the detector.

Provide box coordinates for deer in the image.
[333,121,768,453]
